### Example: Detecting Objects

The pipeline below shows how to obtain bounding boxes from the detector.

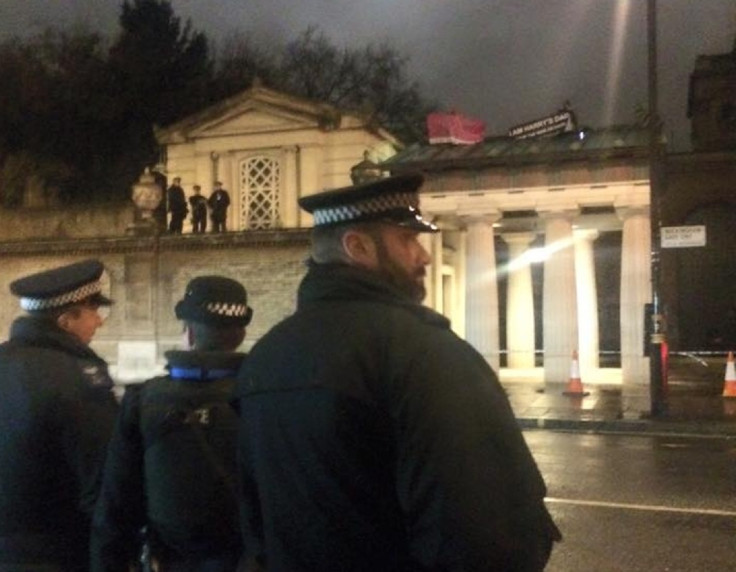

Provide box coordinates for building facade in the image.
[382,126,656,387]
[154,84,399,232]
[688,38,736,151]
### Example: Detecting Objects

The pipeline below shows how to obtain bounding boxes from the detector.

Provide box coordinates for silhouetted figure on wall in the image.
[151,168,168,233]
[189,185,208,233]
[208,181,230,233]
[167,177,188,234]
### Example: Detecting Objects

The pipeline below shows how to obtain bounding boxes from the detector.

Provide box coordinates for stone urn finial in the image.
[350,150,384,185]
[131,167,163,220]
[127,167,164,236]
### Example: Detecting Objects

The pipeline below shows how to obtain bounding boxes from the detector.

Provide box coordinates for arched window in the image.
[240,156,280,229]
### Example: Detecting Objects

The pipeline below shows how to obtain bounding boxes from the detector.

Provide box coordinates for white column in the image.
[464,215,500,371]
[502,232,537,369]
[574,229,600,380]
[222,153,237,230]
[442,226,467,338]
[431,230,444,312]
[618,206,651,385]
[418,232,435,309]
[540,209,579,384]
[281,146,299,228]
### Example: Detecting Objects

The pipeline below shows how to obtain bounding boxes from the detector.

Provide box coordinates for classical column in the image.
[574,229,600,380]
[618,206,651,385]
[441,225,467,338]
[419,229,444,312]
[281,146,299,228]
[418,232,435,309]
[540,209,579,384]
[464,214,500,371]
[502,232,537,369]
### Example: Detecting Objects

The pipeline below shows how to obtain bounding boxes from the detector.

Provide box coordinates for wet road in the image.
[524,430,736,571]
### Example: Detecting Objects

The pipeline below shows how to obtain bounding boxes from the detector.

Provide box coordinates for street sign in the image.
[660,225,706,248]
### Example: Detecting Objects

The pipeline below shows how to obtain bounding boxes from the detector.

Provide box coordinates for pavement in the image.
[503,379,736,437]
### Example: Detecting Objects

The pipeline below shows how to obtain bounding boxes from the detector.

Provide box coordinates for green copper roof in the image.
[383,125,656,170]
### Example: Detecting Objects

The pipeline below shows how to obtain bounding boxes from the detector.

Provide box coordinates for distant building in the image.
[687,38,736,151]
[663,35,736,352]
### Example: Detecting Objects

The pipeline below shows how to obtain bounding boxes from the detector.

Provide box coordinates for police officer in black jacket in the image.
[208,182,230,233]
[167,177,188,234]
[237,174,561,571]
[0,259,119,571]
[91,276,254,572]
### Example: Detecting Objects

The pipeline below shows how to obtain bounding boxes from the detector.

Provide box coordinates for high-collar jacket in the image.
[237,262,560,572]
[0,316,118,569]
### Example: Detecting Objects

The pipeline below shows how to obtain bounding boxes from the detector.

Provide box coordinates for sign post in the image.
[648,0,668,418]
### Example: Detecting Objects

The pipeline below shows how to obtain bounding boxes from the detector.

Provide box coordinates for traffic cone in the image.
[722,352,736,398]
[563,350,590,396]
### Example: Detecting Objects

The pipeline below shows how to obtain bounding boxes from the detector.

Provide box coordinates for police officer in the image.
[167,177,188,234]
[91,276,254,572]
[0,259,119,571]
[189,185,208,234]
[208,181,230,233]
[236,174,561,571]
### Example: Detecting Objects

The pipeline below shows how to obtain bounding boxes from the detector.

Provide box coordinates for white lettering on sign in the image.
[661,225,706,248]
[508,110,576,139]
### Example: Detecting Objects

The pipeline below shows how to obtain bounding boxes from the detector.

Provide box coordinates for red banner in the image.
[427,112,485,145]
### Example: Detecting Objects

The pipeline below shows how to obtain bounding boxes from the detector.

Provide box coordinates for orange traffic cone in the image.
[563,350,590,396]
[722,351,736,398]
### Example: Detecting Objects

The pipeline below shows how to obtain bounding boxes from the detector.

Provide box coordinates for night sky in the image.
[1,0,734,150]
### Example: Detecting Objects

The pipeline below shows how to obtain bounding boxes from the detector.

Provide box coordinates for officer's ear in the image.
[342,228,378,269]
[182,324,195,350]
[56,307,80,333]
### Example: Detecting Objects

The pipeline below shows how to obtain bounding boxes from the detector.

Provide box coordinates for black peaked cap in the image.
[298,173,437,232]
[175,275,252,327]
[10,259,112,312]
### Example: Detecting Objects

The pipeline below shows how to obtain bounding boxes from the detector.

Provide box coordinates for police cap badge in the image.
[175,276,252,327]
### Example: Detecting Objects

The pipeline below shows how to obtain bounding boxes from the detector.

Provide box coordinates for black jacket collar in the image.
[298,261,450,328]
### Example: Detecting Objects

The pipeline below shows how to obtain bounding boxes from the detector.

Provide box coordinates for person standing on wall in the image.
[236,173,561,571]
[189,185,208,234]
[167,177,188,234]
[0,259,119,571]
[91,276,255,572]
[208,181,230,233]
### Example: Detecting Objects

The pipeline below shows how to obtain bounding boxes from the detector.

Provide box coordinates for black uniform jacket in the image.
[237,262,561,572]
[208,190,230,219]
[167,186,188,216]
[91,350,245,572]
[0,316,118,569]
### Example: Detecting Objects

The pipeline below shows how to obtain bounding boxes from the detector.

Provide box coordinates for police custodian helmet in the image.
[10,259,113,313]
[175,276,253,327]
[298,173,438,233]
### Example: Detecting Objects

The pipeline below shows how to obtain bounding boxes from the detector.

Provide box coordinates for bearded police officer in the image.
[236,174,561,571]
[0,259,119,571]
[92,276,254,572]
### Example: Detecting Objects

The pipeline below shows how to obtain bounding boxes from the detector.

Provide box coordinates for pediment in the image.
[190,104,318,138]
[157,86,351,144]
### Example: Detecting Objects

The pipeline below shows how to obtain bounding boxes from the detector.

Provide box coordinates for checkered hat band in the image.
[19,280,102,311]
[205,302,249,318]
[312,192,418,226]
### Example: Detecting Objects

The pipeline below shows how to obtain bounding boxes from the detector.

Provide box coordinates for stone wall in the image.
[0,203,135,241]
[0,230,311,382]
